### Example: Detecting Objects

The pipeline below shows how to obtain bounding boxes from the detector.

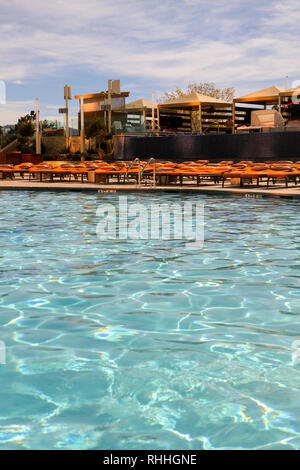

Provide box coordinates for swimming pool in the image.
[0,190,300,450]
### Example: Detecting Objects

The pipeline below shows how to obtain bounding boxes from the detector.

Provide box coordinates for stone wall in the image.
[42,136,89,154]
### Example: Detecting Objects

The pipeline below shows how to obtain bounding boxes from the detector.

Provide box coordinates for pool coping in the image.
[0,180,300,199]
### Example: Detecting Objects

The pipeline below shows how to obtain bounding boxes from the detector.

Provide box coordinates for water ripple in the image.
[0,191,300,449]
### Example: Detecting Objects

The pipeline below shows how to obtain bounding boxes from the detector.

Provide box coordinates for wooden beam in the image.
[74,91,130,100]
[199,104,202,133]
[79,96,85,155]
[278,95,281,114]
[107,80,112,134]
[143,107,146,131]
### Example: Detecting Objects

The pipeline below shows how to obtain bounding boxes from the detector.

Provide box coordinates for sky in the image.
[0,0,299,125]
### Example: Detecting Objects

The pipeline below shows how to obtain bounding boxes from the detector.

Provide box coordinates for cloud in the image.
[0,1,296,83]
[0,0,299,123]
[0,100,34,125]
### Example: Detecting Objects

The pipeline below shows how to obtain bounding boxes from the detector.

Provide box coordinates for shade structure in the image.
[279,87,300,98]
[124,99,158,131]
[278,87,300,118]
[157,92,231,133]
[234,86,284,106]
[233,86,285,133]
[158,92,229,109]
[126,99,157,111]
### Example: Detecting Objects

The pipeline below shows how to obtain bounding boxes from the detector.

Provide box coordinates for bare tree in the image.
[159,82,235,131]
[159,82,235,103]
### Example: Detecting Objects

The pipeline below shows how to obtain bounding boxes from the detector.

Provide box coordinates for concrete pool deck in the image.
[0,179,300,198]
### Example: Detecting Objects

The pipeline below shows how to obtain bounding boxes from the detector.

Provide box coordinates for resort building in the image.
[75,87,130,133]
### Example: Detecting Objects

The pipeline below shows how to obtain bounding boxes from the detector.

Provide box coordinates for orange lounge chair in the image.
[222,166,269,187]
[0,164,15,179]
[265,166,294,188]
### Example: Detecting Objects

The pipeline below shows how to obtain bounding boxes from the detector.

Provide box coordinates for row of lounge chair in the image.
[0,159,300,188]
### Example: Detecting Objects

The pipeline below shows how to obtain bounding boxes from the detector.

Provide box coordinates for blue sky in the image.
[0,0,299,125]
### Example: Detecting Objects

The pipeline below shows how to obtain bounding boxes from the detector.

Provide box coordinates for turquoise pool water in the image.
[0,190,300,450]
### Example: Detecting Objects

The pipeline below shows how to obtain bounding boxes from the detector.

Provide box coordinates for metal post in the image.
[143,107,147,132]
[138,161,141,186]
[279,95,281,115]
[35,98,41,154]
[107,79,112,134]
[39,121,42,150]
[151,92,155,132]
[199,104,202,133]
[153,159,156,186]
[64,85,69,150]
[232,102,235,134]
[80,95,85,157]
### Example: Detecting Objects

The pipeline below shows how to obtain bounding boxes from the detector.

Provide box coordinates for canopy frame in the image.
[157,92,230,134]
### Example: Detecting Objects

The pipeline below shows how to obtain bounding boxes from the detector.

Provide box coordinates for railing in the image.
[141,158,156,186]
[115,129,231,137]
[125,157,141,185]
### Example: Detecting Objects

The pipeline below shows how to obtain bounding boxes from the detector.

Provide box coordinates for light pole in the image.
[107,79,120,134]
[79,95,85,158]
[107,80,112,134]
[35,98,41,154]
[151,92,155,132]
[64,85,72,150]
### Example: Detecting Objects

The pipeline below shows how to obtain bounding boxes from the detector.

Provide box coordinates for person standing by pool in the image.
[225,118,233,134]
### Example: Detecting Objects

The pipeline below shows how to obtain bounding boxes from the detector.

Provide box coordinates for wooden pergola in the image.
[233,86,284,131]
[157,92,231,133]
[125,99,157,130]
[279,87,300,111]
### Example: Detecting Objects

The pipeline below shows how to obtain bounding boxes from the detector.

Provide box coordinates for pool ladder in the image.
[126,158,141,185]
[125,158,156,186]
[141,158,156,186]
